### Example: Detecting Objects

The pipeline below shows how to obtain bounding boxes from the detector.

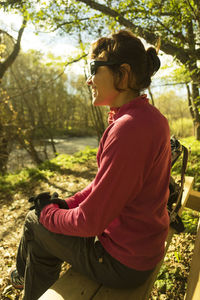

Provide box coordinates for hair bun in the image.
[146,47,161,75]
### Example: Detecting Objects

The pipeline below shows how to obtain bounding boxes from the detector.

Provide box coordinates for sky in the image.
[0,11,85,74]
[0,11,77,55]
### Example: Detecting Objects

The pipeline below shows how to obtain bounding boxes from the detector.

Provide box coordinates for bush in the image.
[170,118,193,138]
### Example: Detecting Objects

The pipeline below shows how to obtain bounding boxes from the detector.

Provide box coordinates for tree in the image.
[0,10,27,173]
[0,18,26,79]
[0,87,17,173]
[74,0,200,139]
[17,0,199,139]
[159,64,197,131]
[155,90,193,137]
[0,23,26,173]
[2,49,72,165]
[1,48,104,171]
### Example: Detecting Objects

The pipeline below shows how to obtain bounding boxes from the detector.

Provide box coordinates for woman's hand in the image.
[29,192,69,218]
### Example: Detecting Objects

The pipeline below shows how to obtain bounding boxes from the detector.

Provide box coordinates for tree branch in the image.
[43,17,92,33]
[77,0,190,64]
[6,53,88,100]
[0,18,27,80]
[186,0,200,28]
[154,17,187,44]
[0,29,15,42]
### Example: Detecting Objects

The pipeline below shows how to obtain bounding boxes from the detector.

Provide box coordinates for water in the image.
[7,137,98,172]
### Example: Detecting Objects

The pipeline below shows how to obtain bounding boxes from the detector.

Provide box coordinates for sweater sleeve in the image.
[39,122,149,237]
[65,181,94,208]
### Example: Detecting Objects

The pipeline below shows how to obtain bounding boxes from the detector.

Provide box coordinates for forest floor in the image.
[0,146,199,300]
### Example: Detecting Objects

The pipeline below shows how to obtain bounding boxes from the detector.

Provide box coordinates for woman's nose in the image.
[86,75,92,85]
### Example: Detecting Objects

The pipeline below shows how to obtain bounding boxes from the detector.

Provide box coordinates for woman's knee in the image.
[24,210,39,236]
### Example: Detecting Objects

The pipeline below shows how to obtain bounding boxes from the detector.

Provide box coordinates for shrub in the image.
[170,118,193,138]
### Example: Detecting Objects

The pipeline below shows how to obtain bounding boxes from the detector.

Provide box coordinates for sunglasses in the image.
[89,60,121,76]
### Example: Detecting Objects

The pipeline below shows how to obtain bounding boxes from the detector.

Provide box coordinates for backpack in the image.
[168,136,188,233]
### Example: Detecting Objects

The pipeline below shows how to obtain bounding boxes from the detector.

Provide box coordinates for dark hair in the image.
[89,30,160,91]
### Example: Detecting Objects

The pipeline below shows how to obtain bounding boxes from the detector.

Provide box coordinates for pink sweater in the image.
[40,95,171,271]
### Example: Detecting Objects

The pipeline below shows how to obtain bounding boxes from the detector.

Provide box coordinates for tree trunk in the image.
[27,141,43,165]
[186,84,195,136]
[196,125,200,141]
[17,136,43,166]
[191,82,200,140]
[0,137,9,174]
[90,105,106,142]
[49,136,57,157]
[0,19,26,80]
[148,87,155,106]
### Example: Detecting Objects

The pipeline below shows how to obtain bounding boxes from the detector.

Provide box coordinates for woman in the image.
[11,30,171,300]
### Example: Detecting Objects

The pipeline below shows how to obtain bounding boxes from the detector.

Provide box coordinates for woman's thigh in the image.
[28,211,153,289]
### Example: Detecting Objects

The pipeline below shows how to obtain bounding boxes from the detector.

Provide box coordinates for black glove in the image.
[51,192,69,209]
[29,192,52,218]
[29,192,69,218]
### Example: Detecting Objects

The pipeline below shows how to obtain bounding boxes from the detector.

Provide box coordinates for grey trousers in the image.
[16,210,153,300]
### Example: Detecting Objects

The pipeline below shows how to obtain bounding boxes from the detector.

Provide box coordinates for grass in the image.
[0,147,98,198]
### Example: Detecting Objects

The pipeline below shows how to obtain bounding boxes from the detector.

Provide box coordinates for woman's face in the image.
[87,59,120,107]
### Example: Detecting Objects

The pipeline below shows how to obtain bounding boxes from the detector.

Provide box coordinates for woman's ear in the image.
[119,63,131,89]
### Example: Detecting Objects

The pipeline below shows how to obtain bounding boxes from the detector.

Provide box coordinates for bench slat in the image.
[179,176,194,214]
[186,190,200,212]
[38,268,101,300]
[185,220,200,300]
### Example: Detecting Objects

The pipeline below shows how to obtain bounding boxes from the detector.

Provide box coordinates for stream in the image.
[7,136,98,172]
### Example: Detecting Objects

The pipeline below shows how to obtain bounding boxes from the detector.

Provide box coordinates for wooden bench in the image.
[184,206,200,300]
[39,176,198,300]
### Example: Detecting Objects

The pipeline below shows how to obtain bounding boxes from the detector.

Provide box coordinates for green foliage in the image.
[73,147,97,163]
[0,167,53,194]
[153,208,199,299]
[49,147,97,169]
[170,65,190,84]
[181,209,200,234]
[154,90,193,138]
[154,263,187,296]
[154,264,176,293]
[170,118,193,138]
[155,91,190,119]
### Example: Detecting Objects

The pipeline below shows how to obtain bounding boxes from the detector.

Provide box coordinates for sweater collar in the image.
[108,94,148,124]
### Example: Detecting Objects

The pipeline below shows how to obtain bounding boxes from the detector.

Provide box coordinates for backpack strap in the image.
[169,144,188,223]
